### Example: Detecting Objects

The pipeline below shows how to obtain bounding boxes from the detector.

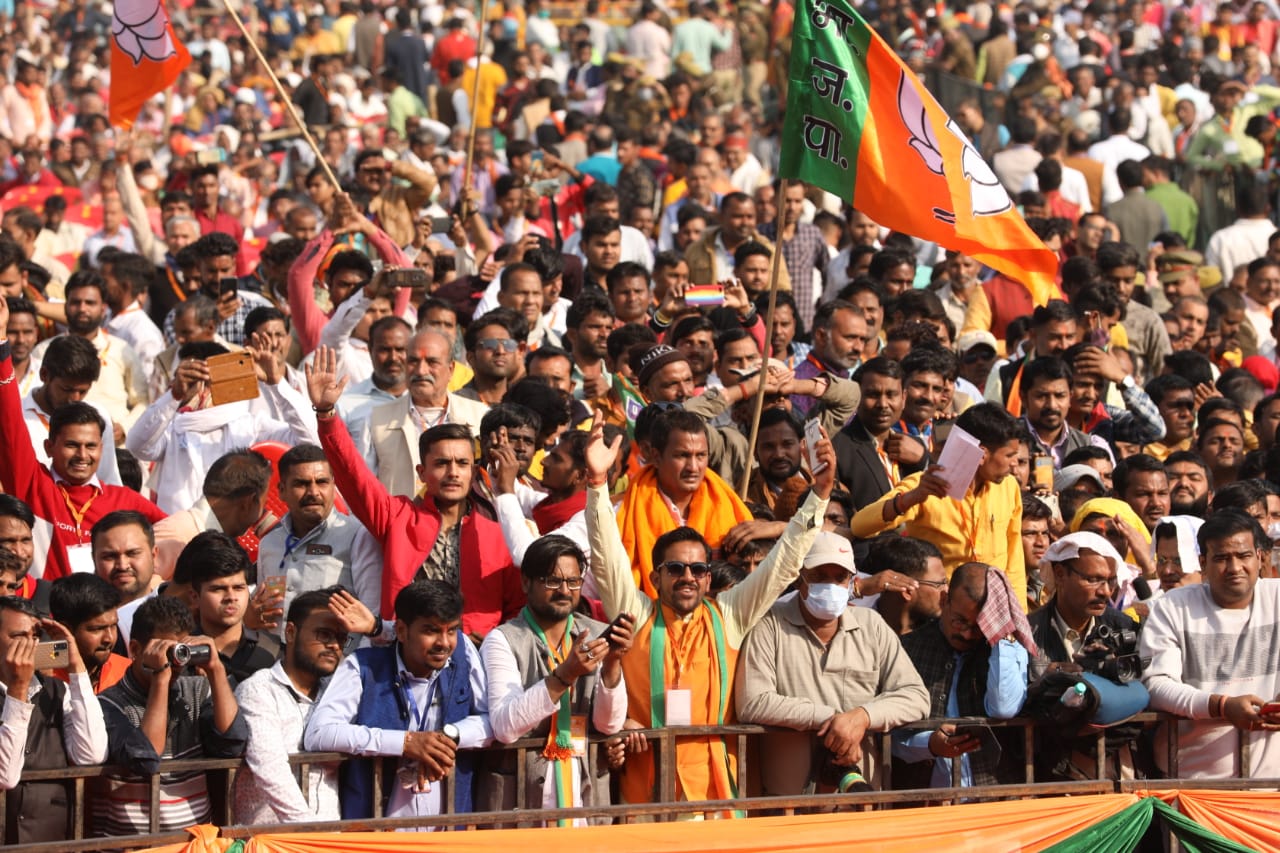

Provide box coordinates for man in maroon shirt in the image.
[0,298,165,580]
[190,165,243,239]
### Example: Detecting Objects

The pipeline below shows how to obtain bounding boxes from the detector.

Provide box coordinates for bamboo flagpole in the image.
[460,0,495,215]
[737,179,789,500]
[221,0,341,190]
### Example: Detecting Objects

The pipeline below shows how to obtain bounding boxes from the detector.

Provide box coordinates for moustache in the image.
[300,498,325,506]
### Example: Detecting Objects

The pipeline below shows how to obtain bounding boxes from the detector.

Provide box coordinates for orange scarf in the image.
[617,466,752,597]
[619,602,739,806]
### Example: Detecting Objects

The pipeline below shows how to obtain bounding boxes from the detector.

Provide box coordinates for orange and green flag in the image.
[779,0,1058,305]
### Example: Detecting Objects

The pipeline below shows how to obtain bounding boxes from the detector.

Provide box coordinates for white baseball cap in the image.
[802,531,856,572]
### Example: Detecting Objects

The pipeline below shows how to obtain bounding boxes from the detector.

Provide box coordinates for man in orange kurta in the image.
[584,413,836,805]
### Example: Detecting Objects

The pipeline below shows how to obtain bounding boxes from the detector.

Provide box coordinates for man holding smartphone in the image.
[0,597,108,843]
[478,535,632,823]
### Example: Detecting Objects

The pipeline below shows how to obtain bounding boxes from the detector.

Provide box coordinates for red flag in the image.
[109,0,192,129]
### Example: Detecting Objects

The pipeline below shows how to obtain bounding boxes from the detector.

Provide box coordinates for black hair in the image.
[49,573,121,630]
[1212,478,1275,515]
[954,402,1022,450]
[178,531,255,590]
[862,534,942,577]
[278,444,328,481]
[499,261,540,292]
[116,448,144,493]
[203,448,272,501]
[42,334,102,384]
[671,314,715,345]
[480,402,542,442]
[1096,241,1142,272]
[1031,299,1077,328]
[1113,453,1167,498]
[901,345,958,383]
[192,231,240,260]
[606,261,650,294]
[1019,355,1073,393]
[503,379,573,438]
[854,356,904,384]
[327,249,374,284]
[394,578,464,624]
[650,408,708,454]
[1198,508,1270,553]
[521,534,587,581]
[607,323,657,365]
[418,422,474,462]
[244,305,287,339]
[1022,493,1053,521]
[1063,446,1112,467]
[758,406,803,440]
[465,307,526,351]
[1145,373,1195,407]
[105,252,156,298]
[287,587,339,627]
[566,290,614,330]
[48,401,106,441]
[132,595,195,646]
[581,214,621,243]
[651,526,711,569]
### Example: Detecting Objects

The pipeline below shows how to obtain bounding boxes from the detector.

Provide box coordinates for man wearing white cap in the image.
[736,531,929,794]
[1029,532,1137,670]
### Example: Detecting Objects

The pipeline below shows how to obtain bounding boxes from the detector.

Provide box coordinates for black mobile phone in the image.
[387,268,430,289]
[598,613,630,649]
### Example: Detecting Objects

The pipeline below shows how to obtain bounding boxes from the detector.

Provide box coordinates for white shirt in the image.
[562,224,655,271]
[303,644,493,827]
[125,382,319,513]
[1086,134,1152,205]
[256,510,383,639]
[1205,217,1277,282]
[32,330,149,431]
[233,662,340,824]
[1018,161,1094,213]
[0,671,108,789]
[480,625,626,824]
[106,302,166,384]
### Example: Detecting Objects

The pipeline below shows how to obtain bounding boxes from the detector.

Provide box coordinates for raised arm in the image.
[0,315,41,499]
[583,411,651,624]
[288,231,337,354]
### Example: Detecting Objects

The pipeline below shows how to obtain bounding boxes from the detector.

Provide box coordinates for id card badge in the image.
[67,543,95,574]
[1223,139,1241,156]
[570,714,588,758]
[666,689,693,726]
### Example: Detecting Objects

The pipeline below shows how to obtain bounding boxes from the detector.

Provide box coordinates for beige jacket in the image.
[367,391,489,497]
[368,160,438,248]
[684,226,792,291]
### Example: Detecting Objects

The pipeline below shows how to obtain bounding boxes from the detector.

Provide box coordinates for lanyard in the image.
[278,532,302,572]
[400,672,438,732]
[167,268,186,302]
[874,442,899,486]
[648,602,729,728]
[57,483,100,538]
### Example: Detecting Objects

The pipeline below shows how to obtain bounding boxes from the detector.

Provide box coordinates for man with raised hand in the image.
[585,408,834,808]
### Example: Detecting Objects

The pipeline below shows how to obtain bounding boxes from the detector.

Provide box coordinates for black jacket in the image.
[832,417,927,511]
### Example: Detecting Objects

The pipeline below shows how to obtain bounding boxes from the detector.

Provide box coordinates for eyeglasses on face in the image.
[1067,565,1117,589]
[309,628,350,647]
[541,576,584,590]
[478,338,519,353]
[659,560,711,578]
[917,578,949,589]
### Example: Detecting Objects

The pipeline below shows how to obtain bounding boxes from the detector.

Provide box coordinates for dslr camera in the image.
[1076,624,1142,683]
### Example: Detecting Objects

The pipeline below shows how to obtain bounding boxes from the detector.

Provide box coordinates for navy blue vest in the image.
[339,634,477,820]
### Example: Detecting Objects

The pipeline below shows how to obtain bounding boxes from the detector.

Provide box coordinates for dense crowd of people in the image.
[3,0,1280,843]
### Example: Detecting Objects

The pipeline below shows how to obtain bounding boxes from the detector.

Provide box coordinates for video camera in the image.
[1075,624,1143,684]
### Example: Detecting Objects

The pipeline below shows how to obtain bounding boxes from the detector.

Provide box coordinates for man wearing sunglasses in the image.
[585,409,837,809]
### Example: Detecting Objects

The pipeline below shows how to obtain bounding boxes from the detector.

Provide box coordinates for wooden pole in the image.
[221,0,341,189]
[737,179,789,499]
[460,0,494,215]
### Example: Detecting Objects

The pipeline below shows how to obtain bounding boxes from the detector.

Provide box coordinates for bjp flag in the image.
[109,0,191,128]
[779,0,1058,305]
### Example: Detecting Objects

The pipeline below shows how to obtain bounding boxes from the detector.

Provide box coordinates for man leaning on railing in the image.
[0,596,108,844]
[584,408,835,810]
[735,531,929,796]
[1141,510,1280,778]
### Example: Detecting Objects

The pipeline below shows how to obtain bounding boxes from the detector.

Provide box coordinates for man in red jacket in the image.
[0,298,166,580]
[306,345,524,640]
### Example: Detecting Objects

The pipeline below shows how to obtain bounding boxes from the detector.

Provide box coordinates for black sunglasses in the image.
[659,560,711,578]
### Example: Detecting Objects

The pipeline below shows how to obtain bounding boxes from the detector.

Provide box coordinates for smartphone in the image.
[429,216,455,234]
[597,613,631,649]
[531,150,544,162]
[805,418,828,475]
[1261,701,1280,715]
[205,351,259,406]
[33,639,69,670]
[1033,454,1054,491]
[530,178,561,197]
[195,147,228,165]
[684,284,726,307]
[263,574,286,598]
[387,268,430,289]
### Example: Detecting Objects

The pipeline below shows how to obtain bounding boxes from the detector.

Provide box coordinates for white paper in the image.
[666,688,692,726]
[935,424,984,501]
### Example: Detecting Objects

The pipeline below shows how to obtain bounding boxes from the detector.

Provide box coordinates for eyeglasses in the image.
[1067,565,1117,589]
[310,628,350,647]
[1164,399,1196,412]
[542,576,585,590]
[478,338,519,353]
[918,578,949,589]
[659,560,711,578]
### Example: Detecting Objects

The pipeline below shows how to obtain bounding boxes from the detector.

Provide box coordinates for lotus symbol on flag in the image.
[112,0,179,66]
[896,71,1012,220]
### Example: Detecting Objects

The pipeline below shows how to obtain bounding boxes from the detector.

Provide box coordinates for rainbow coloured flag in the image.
[779,0,1058,305]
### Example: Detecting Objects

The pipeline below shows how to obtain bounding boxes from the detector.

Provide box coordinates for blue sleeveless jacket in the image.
[339,635,477,820]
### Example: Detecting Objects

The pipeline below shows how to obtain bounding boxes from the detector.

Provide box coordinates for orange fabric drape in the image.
[1151,789,1280,852]
[148,793,1137,852]
[616,467,752,596]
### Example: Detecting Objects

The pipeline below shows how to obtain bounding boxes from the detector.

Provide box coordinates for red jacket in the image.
[0,346,166,580]
[317,415,525,636]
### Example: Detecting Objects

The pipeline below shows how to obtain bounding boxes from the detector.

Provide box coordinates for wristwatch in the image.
[442,723,461,745]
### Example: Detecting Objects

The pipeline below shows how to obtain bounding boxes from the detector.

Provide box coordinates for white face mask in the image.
[803,582,851,621]
[1032,43,1051,61]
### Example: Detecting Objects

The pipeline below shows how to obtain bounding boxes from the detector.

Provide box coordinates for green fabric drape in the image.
[1042,797,1260,853]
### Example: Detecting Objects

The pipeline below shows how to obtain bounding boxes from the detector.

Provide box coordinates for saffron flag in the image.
[109,0,192,128]
[779,0,1058,305]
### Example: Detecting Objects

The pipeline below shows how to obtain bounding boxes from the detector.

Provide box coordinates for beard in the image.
[1169,491,1209,516]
